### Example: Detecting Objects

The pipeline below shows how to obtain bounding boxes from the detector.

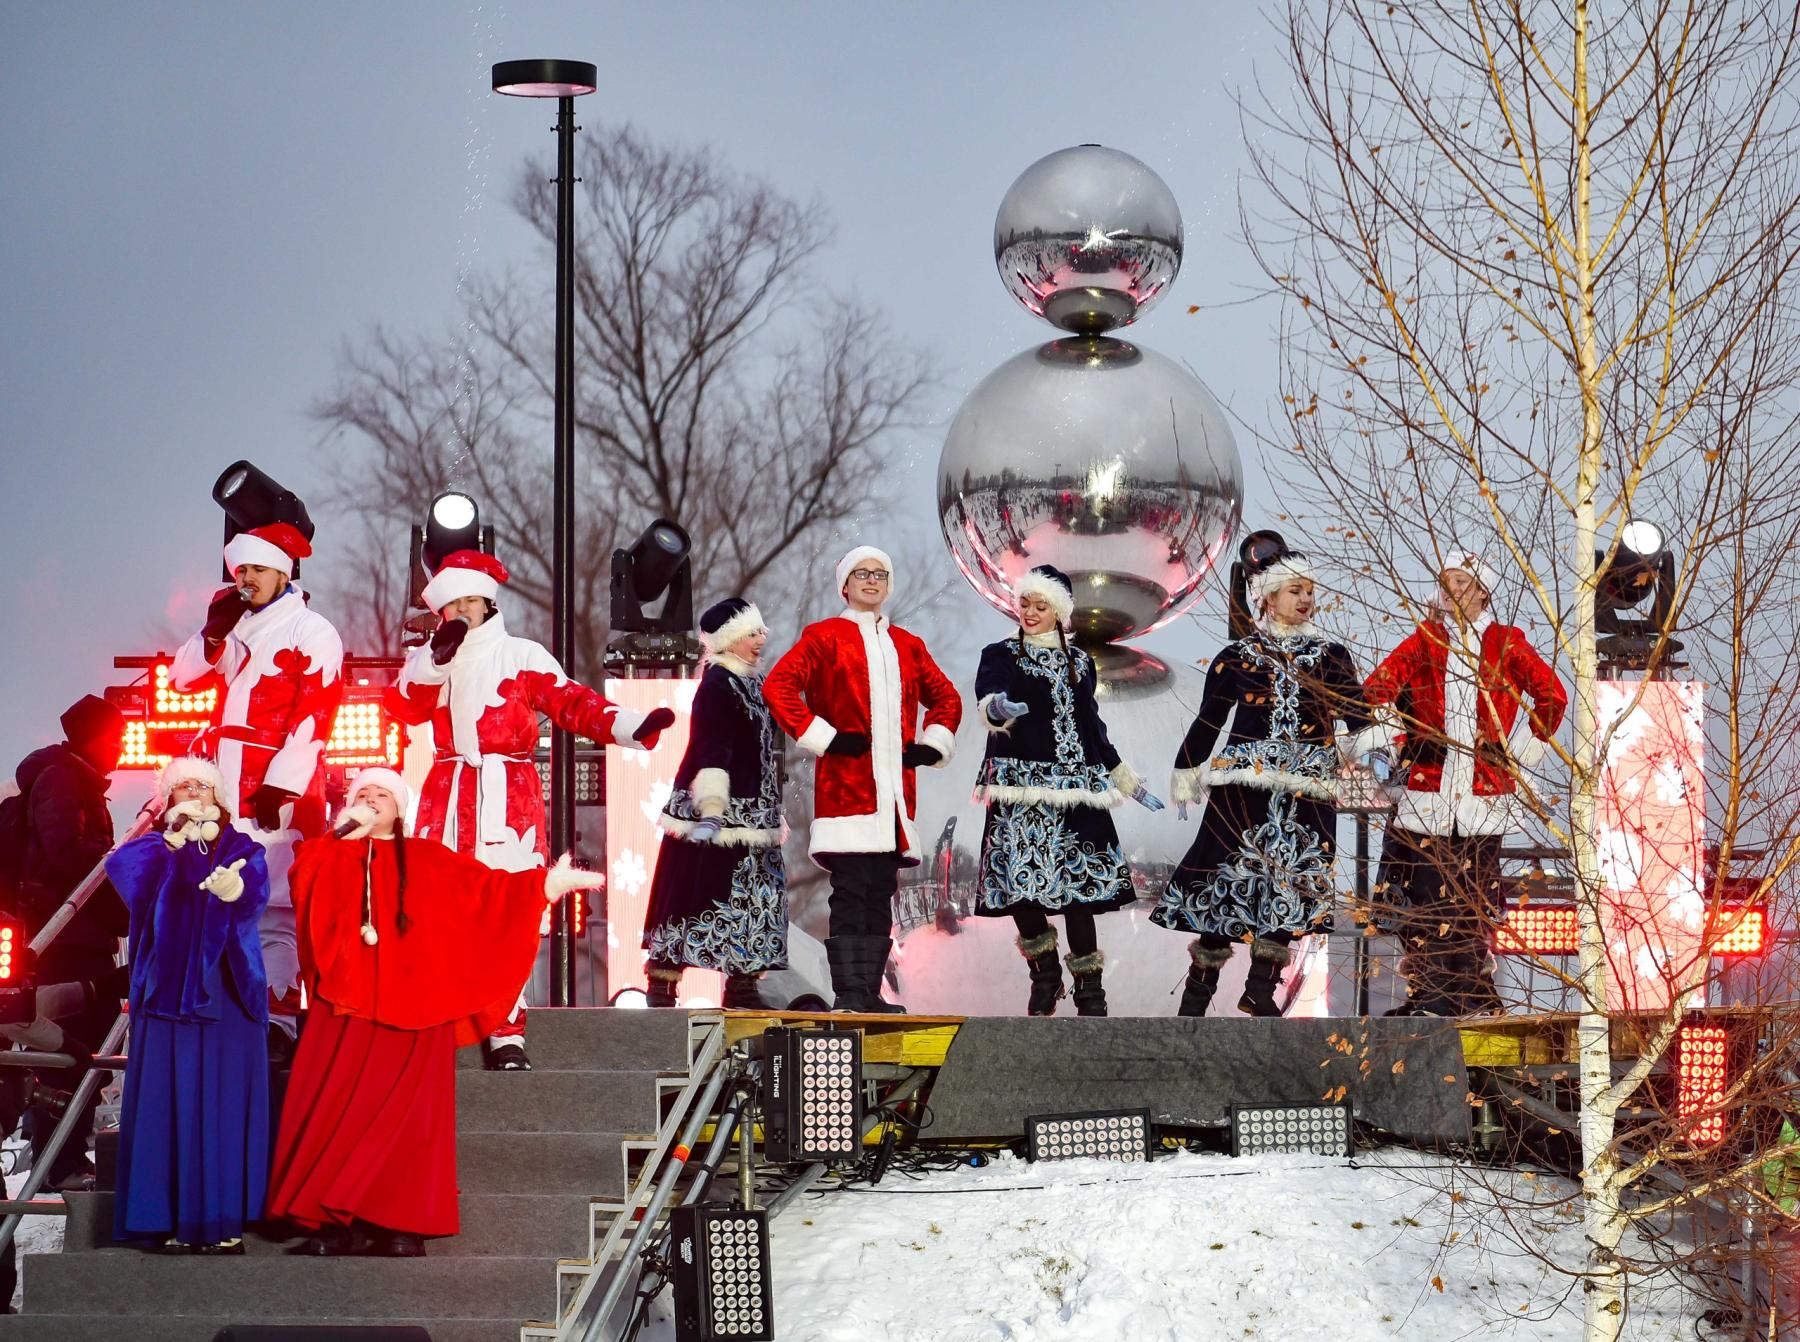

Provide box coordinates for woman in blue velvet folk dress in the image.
[107,756,271,1254]
[1151,553,1376,1018]
[973,565,1163,1018]
[642,599,788,1010]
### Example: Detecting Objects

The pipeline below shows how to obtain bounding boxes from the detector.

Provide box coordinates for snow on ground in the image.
[643,1147,1704,1342]
[5,1152,66,1313]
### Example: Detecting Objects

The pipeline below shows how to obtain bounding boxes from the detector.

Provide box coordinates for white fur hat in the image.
[835,546,894,596]
[1440,550,1499,595]
[1014,565,1075,625]
[1250,553,1316,608]
[158,756,226,804]
[223,523,311,579]
[347,766,412,819]
[421,550,509,614]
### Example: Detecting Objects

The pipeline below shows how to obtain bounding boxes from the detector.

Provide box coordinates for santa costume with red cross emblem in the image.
[170,522,345,1041]
[1358,550,1568,1017]
[762,545,962,1013]
[383,550,673,1069]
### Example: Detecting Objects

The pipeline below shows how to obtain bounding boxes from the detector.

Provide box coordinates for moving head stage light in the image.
[606,517,698,670]
[407,490,498,638]
[1596,518,1683,675]
[212,461,315,579]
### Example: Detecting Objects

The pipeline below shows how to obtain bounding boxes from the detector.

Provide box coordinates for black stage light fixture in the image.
[212,460,315,579]
[759,1026,862,1164]
[1596,518,1682,674]
[1229,529,1290,640]
[1229,1101,1352,1158]
[1024,1108,1155,1163]
[408,490,498,627]
[668,1205,774,1342]
[610,517,695,635]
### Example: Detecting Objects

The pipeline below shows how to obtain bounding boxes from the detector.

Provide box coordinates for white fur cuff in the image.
[1171,767,1211,805]
[1109,762,1142,795]
[920,722,956,766]
[657,813,787,847]
[544,853,606,901]
[796,717,837,756]
[690,768,730,819]
[1341,722,1398,763]
[610,709,650,749]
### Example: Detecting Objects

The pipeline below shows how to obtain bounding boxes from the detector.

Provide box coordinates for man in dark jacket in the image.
[8,694,127,1193]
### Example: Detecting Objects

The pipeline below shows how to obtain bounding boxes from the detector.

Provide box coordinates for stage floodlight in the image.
[1230,1102,1352,1158]
[212,460,315,579]
[323,698,402,770]
[423,490,482,573]
[610,517,695,635]
[0,915,32,987]
[1024,1108,1154,1164]
[760,1026,862,1164]
[1596,517,1681,673]
[1676,1023,1729,1146]
[1715,907,1766,956]
[1495,902,1770,958]
[668,1205,774,1342]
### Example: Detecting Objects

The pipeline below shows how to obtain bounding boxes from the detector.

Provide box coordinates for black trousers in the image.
[1372,826,1504,1012]
[823,852,903,938]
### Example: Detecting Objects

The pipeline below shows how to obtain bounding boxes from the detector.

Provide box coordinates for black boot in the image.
[857,936,906,1015]
[1237,938,1291,1017]
[645,964,681,1009]
[722,972,767,1011]
[1178,941,1233,1018]
[826,936,878,1013]
[1067,951,1106,1017]
[1018,930,1063,1016]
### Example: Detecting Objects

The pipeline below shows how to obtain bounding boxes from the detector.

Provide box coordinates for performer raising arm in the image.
[265,768,604,1257]
[763,546,962,1014]
[1151,553,1374,1017]
[170,523,343,1057]
[972,565,1162,1017]
[383,550,672,1069]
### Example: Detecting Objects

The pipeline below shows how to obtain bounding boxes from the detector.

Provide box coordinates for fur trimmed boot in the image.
[1018,930,1064,1016]
[1178,940,1234,1018]
[722,972,767,1011]
[645,963,682,1009]
[1237,938,1291,1017]
[1067,950,1107,1017]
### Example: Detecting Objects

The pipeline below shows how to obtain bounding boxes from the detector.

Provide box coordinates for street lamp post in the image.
[492,58,597,1008]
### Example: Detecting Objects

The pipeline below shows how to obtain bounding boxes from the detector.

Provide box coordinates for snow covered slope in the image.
[643,1148,1706,1341]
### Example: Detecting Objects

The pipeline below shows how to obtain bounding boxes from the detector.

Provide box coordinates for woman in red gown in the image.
[266,767,603,1256]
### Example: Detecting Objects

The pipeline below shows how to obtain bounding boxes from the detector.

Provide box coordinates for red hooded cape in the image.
[289,835,546,1047]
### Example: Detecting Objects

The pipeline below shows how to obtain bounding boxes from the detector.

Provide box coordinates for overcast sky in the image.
[0,1,1289,774]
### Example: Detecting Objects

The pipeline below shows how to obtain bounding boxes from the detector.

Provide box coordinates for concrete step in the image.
[456,1130,632,1196]
[454,1006,694,1073]
[21,1252,553,1324]
[65,1189,596,1261]
[455,1066,664,1134]
[0,1313,522,1342]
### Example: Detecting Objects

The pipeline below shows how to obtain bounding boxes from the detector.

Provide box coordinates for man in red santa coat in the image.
[170,522,344,1053]
[267,767,604,1256]
[763,545,962,1012]
[384,549,673,1069]
[1360,551,1568,1016]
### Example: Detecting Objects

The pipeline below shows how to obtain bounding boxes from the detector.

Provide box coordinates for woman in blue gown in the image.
[107,757,271,1253]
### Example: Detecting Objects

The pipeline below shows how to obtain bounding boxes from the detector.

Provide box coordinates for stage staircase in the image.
[0,1007,718,1342]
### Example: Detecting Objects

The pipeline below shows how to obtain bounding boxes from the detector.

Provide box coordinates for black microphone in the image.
[331,815,364,839]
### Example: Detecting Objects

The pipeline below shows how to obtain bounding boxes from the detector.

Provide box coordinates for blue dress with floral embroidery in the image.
[1151,627,1370,940]
[972,634,1136,916]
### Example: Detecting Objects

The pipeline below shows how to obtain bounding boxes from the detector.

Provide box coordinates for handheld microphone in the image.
[331,816,362,839]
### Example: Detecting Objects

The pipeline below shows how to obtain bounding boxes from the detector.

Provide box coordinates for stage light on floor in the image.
[1024,1108,1154,1163]
[669,1205,774,1342]
[1230,1102,1351,1158]
[760,1026,862,1164]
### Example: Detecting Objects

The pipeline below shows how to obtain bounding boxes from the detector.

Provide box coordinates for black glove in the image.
[633,707,676,743]
[902,743,941,769]
[247,785,297,832]
[429,616,470,665]
[201,587,249,646]
[825,731,870,758]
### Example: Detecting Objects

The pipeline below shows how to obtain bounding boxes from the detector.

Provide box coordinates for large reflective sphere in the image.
[938,337,1243,642]
[995,145,1183,333]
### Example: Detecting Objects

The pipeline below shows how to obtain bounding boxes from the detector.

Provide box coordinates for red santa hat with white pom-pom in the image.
[421,550,510,613]
[223,523,312,578]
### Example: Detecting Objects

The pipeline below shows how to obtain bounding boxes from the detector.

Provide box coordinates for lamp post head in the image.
[491,59,597,98]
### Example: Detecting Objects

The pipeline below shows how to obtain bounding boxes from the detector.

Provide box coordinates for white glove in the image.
[199,858,248,904]
[334,803,379,841]
[544,852,606,903]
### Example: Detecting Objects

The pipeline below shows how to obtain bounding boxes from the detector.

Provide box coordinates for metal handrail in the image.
[0,1010,128,1259]
[549,1018,730,1342]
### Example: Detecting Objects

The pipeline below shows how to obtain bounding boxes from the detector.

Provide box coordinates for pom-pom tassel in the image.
[360,922,379,946]
[359,841,378,948]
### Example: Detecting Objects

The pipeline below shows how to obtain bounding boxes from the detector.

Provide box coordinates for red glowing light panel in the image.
[0,922,19,982]
[117,660,220,769]
[1676,1024,1729,1145]
[1714,908,1765,956]
[601,679,722,1007]
[324,699,402,768]
[1494,906,1580,955]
